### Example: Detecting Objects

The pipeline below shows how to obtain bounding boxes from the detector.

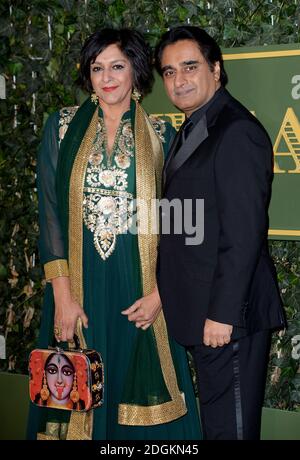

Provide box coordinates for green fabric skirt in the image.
[27,229,202,440]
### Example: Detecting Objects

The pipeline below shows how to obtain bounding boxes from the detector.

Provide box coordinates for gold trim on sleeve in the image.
[44,259,69,281]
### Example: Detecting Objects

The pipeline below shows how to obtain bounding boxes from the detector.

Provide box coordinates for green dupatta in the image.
[55,97,186,439]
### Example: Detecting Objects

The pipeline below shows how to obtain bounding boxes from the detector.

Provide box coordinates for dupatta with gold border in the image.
[49,97,186,440]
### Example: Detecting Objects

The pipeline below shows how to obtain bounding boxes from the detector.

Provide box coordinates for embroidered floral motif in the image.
[83,190,133,260]
[115,153,131,169]
[58,106,79,144]
[83,117,135,260]
[149,115,167,143]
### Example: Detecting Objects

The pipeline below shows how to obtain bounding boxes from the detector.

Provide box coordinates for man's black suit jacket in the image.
[157,88,286,346]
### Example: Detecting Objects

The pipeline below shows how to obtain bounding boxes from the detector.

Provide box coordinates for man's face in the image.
[160,39,221,117]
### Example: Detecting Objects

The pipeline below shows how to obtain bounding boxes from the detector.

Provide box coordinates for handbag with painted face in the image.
[28,336,104,412]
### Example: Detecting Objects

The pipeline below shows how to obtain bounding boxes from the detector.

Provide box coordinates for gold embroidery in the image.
[149,115,167,142]
[66,411,94,441]
[86,166,128,189]
[83,117,135,260]
[119,394,186,426]
[44,259,69,281]
[37,422,69,441]
[58,106,79,144]
[37,433,59,440]
[118,103,187,425]
[83,187,132,198]
[83,192,134,260]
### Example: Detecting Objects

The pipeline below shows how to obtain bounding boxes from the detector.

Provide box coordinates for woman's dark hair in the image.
[80,28,154,96]
[155,26,228,87]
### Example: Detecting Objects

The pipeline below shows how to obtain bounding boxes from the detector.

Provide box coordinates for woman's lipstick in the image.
[56,385,64,399]
[102,86,118,92]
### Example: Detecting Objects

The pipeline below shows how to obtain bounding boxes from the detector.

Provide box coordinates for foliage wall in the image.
[0,0,300,410]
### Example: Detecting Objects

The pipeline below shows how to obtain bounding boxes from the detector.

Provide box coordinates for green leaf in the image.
[7,62,23,75]
[0,263,7,280]
[46,58,60,79]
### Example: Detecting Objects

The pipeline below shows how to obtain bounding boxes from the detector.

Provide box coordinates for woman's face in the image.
[90,44,134,108]
[45,354,74,403]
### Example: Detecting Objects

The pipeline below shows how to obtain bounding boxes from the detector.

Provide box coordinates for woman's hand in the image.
[52,276,88,342]
[121,285,162,330]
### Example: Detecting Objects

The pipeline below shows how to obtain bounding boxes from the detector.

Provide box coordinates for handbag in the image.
[28,335,104,412]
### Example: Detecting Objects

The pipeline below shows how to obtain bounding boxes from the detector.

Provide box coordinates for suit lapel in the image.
[163,88,232,191]
[162,128,182,185]
[164,116,208,189]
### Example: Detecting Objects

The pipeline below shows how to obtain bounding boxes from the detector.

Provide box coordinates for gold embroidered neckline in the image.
[83,116,134,260]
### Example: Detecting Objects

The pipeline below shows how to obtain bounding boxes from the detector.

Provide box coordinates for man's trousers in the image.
[189,330,271,440]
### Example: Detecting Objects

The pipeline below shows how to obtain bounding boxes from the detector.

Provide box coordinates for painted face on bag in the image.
[90,44,134,108]
[160,39,221,117]
[45,354,74,402]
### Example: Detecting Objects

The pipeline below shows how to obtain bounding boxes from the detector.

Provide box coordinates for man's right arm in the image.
[207,119,273,329]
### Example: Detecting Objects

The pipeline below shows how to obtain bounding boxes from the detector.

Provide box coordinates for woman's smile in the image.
[102,86,118,92]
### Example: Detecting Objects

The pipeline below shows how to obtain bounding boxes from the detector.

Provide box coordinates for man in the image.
[155,26,286,440]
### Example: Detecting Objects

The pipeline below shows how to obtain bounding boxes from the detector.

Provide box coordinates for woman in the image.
[32,352,85,411]
[28,28,201,440]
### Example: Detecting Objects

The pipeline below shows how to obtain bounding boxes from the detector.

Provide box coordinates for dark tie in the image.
[174,118,194,156]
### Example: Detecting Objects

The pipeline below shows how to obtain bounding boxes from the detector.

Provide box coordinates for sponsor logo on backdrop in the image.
[291,335,300,360]
[152,108,300,175]
[274,108,300,174]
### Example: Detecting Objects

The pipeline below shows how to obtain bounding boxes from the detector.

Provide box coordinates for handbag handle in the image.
[52,333,82,352]
[70,333,81,350]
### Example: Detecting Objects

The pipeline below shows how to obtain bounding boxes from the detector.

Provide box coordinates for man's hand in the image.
[203,319,233,348]
[121,285,162,330]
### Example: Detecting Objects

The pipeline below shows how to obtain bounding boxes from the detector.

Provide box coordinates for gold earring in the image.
[70,373,80,403]
[131,88,141,102]
[40,370,50,401]
[91,92,98,105]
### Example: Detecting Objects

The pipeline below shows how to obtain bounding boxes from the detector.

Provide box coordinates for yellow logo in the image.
[273,108,300,174]
[151,113,185,131]
[153,109,300,174]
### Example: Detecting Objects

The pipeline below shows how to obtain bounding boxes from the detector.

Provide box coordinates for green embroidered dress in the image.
[27,99,201,440]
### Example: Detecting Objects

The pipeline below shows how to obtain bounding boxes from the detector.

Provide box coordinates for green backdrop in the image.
[224,45,300,240]
[143,44,300,240]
